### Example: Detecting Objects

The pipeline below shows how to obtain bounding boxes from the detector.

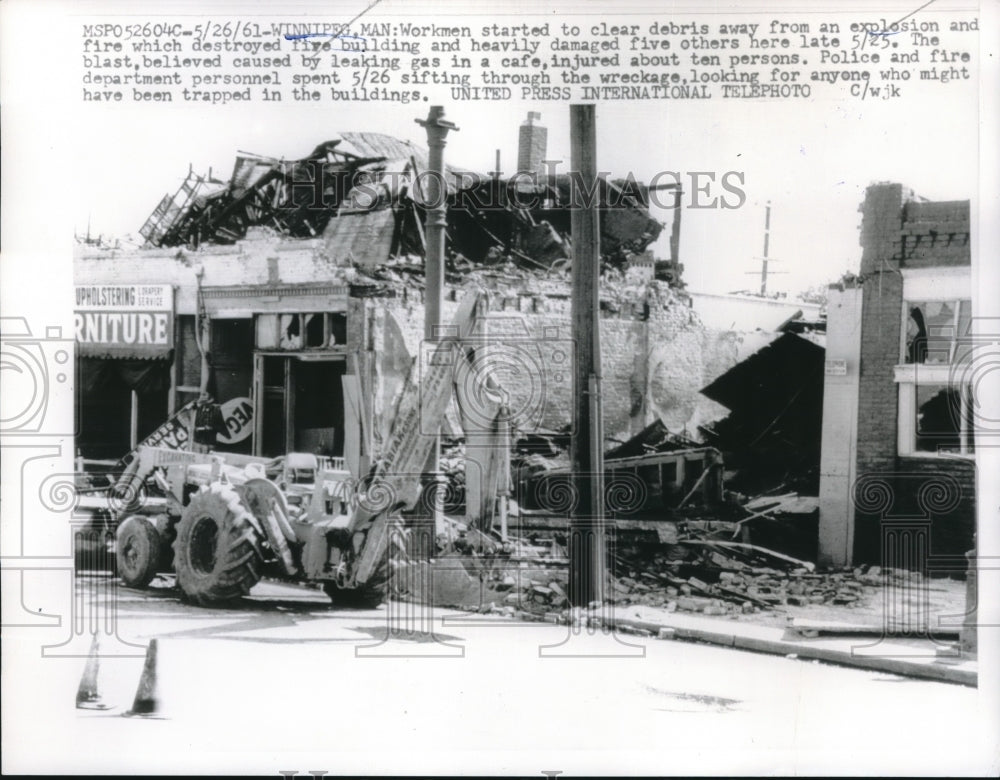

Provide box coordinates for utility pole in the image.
[760,200,772,295]
[746,200,786,295]
[416,106,458,535]
[568,104,606,608]
[416,106,458,345]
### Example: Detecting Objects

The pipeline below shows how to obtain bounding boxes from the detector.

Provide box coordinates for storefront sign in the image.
[114,399,196,475]
[75,284,174,359]
[217,396,254,445]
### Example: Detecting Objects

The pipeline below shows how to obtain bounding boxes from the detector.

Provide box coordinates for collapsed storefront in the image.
[75,123,713,491]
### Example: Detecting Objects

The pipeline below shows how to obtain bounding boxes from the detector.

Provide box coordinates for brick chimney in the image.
[517,111,547,177]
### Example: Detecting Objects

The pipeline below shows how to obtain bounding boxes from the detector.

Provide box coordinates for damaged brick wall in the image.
[76,233,350,313]
[852,182,975,564]
[77,238,739,462]
[855,183,906,480]
[369,281,735,449]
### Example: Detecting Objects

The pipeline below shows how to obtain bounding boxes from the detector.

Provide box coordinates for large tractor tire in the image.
[116,515,162,588]
[173,482,265,605]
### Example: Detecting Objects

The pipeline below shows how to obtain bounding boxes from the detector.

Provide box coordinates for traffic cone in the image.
[124,639,161,718]
[75,634,110,710]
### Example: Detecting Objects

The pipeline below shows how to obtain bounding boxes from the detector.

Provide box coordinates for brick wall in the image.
[370,281,736,450]
[517,115,547,177]
[900,200,971,269]
[855,183,905,478]
[897,457,977,559]
[852,183,975,563]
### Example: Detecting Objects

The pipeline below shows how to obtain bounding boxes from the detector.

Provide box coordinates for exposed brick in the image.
[851,184,976,563]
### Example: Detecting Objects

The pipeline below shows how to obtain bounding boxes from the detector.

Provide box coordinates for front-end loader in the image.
[110,289,497,607]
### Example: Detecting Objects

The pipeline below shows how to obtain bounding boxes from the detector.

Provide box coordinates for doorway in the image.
[253,354,346,457]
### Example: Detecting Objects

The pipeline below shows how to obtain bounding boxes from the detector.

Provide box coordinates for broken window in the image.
[174,314,202,408]
[255,313,347,350]
[914,384,975,454]
[279,314,302,350]
[304,314,325,348]
[904,299,972,364]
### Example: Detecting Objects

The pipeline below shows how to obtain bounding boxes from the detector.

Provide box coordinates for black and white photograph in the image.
[2,0,998,775]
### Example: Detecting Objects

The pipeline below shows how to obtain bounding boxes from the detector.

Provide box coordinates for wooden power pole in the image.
[568,104,606,607]
[746,201,786,295]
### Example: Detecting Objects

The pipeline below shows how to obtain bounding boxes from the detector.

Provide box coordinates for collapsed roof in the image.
[699,331,826,494]
[138,132,668,273]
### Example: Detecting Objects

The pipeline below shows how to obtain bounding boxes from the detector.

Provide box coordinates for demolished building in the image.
[75,115,741,538]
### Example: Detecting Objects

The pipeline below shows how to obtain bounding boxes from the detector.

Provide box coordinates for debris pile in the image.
[597,520,894,616]
[413,510,892,620]
[139,132,679,287]
[604,554,888,615]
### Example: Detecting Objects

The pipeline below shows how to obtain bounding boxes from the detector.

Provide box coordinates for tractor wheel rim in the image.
[190,517,219,574]
[123,539,138,569]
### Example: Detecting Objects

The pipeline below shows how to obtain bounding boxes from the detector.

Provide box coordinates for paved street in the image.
[3,574,994,775]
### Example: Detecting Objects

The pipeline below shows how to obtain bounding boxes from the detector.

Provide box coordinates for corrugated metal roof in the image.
[321,207,396,267]
[337,132,424,161]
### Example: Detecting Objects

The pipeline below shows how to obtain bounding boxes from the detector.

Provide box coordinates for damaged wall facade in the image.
[75,120,747,535]
[818,182,976,567]
[75,234,358,461]
[75,233,734,471]
[368,276,735,449]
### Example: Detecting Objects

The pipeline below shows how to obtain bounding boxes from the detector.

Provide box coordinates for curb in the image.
[607,616,977,687]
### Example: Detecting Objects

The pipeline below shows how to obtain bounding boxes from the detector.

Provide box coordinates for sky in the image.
[69,4,980,297]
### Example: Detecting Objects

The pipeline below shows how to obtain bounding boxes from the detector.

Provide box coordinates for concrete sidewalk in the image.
[601,605,978,686]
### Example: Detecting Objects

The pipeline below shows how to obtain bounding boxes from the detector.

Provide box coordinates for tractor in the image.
[109,289,497,607]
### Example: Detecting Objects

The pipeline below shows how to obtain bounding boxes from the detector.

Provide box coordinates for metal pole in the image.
[416,106,457,343]
[761,201,771,296]
[670,185,683,270]
[416,106,458,534]
[129,390,139,449]
[497,404,511,542]
[568,104,606,608]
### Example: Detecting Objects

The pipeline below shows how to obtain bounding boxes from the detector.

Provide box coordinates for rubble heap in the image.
[401,511,896,621]
[139,133,676,282]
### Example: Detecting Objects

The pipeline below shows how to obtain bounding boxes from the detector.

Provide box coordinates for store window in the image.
[251,312,348,457]
[253,354,346,458]
[896,297,975,457]
[76,358,170,459]
[913,384,975,454]
[255,313,347,350]
[903,299,972,364]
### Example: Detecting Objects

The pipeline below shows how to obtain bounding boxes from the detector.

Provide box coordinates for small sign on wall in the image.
[825,359,848,376]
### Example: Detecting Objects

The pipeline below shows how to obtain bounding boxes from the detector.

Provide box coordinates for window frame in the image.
[895,267,974,459]
[254,312,347,352]
[894,365,975,459]
[900,298,971,366]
